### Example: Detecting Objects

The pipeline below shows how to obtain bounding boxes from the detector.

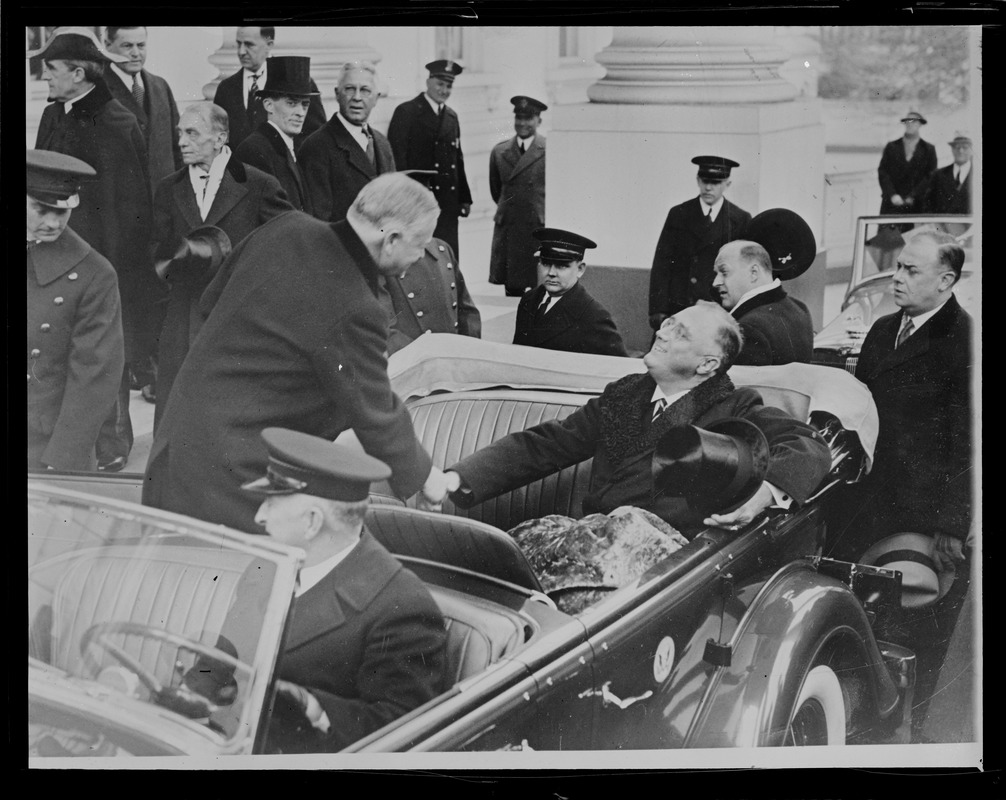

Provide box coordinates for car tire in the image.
[785,664,846,746]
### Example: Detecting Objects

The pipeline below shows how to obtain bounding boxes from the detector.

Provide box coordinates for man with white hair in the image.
[299,61,397,223]
[144,172,456,534]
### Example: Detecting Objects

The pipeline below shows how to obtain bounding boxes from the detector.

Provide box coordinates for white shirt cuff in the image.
[765,482,793,510]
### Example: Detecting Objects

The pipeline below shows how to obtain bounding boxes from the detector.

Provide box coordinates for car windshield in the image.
[28,484,301,757]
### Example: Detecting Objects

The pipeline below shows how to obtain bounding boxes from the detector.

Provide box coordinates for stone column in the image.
[204,26,382,116]
[548,27,827,352]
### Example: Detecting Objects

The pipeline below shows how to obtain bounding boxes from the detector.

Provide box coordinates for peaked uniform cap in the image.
[426,59,464,81]
[511,95,548,115]
[27,149,97,209]
[533,227,597,262]
[692,155,740,182]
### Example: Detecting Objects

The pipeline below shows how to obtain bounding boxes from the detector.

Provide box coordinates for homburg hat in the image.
[653,417,770,517]
[256,56,319,98]
[511,95,548,116]
[532,227,597,263]
[859,532,956,609]
[948,130,972,147]
[242,428,392,502]
[26,149,96,209]
[154,225,232,282]
[900,109,928,124]
[26,27,128,64]
[743,208,818,281]
[426,59,464,82]
[692,155,740,183]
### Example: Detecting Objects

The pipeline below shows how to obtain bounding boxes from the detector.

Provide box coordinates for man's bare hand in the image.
[891,194,905,207]
[932,532,965,572]
[416,466,460,512]
[274,679,329,732]
[459,203,472,218]
[704,483,773,531]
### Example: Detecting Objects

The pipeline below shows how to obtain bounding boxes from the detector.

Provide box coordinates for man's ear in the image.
[576,262,586,279]
[302,505,325,541]
[697,355,721,376]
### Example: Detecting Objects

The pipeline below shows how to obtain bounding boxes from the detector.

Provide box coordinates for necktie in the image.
[896,317,914,348]
[131,73,145,108]
[706,210,714,226]
[535,295,552,323]
[519,141,525,154]
[199,173,210,201]
[956,168,964,188]
[652,397,668,422]
[364,126,375,166]
[248,72,261,110]
[438,104,445,122]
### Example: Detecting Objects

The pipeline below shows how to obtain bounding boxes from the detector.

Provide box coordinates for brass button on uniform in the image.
[407,292,415,299]
[54,296,65,305]
[450,282,455,289]
[40,323,51,332]
[416,311,424,317]
[438,245,445,252]
[453,321,459,328]
[452,301,457,308]
[68,272,79,281]
[690,277,697,285]
[31,348,41,358]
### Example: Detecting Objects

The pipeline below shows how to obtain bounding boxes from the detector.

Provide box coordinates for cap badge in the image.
[778,253,793,264]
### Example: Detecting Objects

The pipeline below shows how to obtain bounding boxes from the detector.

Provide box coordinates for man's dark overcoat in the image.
[386,239,481,355]
[924,163,973,215]
[840,295,972,555]
[104,69,183,186]
[649,197,751,323]
[265,531,446,753]
[235,122,310,212]
[298,116,396,222]
[731,285,814,366]
[27,230,125,471]
[143,214,434,533]
[450,372,832,537]
[151,155,293,428]
[488,134,546,291]
[387,94,473,257]
[35,79,152,363]
[514,282,627,358]
[212,68,326,151]
[877,137,938,215]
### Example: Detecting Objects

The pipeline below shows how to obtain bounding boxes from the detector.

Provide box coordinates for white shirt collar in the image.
[424,93,443,115]
[64,85,95,114]
[698,196,726,222]
[731,278,782,316]
[295,536,361,597]
[903,301,945,333]
[267,120,297,153]
[336,112,371,150]
[188,147,231,219]
[954,161,971,182]
[110,63,141,90]
[518,135,535,149]
[649,386,690,407]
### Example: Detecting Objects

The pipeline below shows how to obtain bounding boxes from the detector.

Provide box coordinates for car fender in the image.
[684,559,900,748]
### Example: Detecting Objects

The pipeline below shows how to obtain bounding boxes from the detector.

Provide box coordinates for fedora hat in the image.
[744,208,818,281]
[900,109,927,124]
[256,56,319,98]
[948,130,972,147]
[653,417,770,516]
[154,225,232,282]
[26,27,128,64]
[859,532,955,609]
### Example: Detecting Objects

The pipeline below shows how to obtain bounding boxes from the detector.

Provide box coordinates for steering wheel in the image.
[80,621,245,719]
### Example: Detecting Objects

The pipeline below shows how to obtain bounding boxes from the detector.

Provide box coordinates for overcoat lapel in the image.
[262,123,305,198]
[508,137,545,180]
[171,173,204,230]
[204,159,250,227]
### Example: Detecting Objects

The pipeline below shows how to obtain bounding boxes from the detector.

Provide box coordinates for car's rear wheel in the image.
[785,664,846,746]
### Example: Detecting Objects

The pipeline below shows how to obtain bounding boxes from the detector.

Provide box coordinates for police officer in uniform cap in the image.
[387,59,473,259]
[27,150,125,471]
[649,155,752,330]
[513,227,627,357]
[241,428,446,753]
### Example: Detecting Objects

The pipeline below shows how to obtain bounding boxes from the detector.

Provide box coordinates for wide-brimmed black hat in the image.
[532,227,597,263]
[743,208,818,281]
[692,155,740,182]
[27,149,96,209]
[242,427,391,502]
[511,95,547,116]
[653,417,770,516]
[426,59,464,82]
[900,109,928,124]
[256,56,319,98]
[154,225,232,282]
[26,27,128,64]
[859,532,956,609]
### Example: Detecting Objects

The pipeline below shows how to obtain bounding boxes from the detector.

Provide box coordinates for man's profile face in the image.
[514,113,540,139]
[106,27,147,74]
[27,196,71,243]
[265,96,310,136]
[177,110,225,170]
[711,242,754,311]
[951,142,973,166]
[697,177,729,207]
[892,237,954,316]
[425,76,453,105]
[41,59,81,103]
[336,69,378,125]
[379,216,438,275]
[254,494,312,546]
[644,304,722,379]
[537,258,584,297]
[236,26,272,72]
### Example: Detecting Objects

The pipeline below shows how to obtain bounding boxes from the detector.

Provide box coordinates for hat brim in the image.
[744,208,818,281]
[859,532,954,609]
[241,472,305,496]
[29,192,80,210]
[901,116,927,124]
[257,89,321,98]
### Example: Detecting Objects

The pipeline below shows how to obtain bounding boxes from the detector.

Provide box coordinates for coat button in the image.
[454,321,459,327]
[68,272,79,281]
[450,282,455,288]
[447,264,453,271]
[434,162,439,168]
[450,185,455,190]
[54,296,64,305]
[407,292,415,299]
[416,311,424,317]
[438,245,445,252]
[452,301,457,308]
[690,277,697,284]
[41,323,51,332]
[31,348,41,357]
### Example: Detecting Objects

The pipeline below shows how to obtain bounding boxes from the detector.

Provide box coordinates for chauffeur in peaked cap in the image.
[27,149,125,472]
[241,427,446,753]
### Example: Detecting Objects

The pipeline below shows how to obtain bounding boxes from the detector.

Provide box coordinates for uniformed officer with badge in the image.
[387,59,473,259]
[649,155,752,330]
[27,150,125,471]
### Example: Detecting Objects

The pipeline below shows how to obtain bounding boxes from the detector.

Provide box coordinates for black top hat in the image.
[426,59,464,82]
[511,95,548,116]
[257,56,319,98]
[26,27,128,64]
[26,149,97,209]
[900,109,928,124]
[743,208,818,281]
[652,417,770,516]
[154,225,232,282]
[242,427,392,503]
[692,155,740,182]
[532,227,597,263]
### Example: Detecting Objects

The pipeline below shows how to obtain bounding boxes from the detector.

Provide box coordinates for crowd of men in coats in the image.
[27,26,974,748]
